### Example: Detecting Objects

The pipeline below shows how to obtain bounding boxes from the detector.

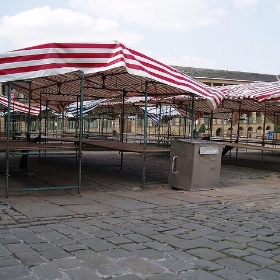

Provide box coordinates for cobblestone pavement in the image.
[0,151,280,279]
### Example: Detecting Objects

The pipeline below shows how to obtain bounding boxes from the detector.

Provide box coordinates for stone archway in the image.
[227,127,234,137]
[216,127,222,137]
[247,126,253,138]
[256,126,262,138]
[239,126,244,137]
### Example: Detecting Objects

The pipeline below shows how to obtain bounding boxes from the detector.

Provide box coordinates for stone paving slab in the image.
[0,151,280,279]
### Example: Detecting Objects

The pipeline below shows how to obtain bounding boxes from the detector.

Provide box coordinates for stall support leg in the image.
[5,82,12,198]
[78,71,85,194]
[142,81,148,189]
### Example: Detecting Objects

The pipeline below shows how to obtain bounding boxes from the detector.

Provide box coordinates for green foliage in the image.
[198,123,206,133]
[274,125,280,133]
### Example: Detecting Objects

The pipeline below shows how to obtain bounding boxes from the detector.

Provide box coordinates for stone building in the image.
[1,67,279,139]
[173,66,280,139]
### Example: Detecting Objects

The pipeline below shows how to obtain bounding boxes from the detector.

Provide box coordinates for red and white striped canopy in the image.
[218,80,280,102]
[0,94,41,115]
[0,41,222,111]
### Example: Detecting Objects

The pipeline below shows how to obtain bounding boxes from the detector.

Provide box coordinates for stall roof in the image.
[0,94,41,115]
[217,80,280,102]
[0,41,222,112]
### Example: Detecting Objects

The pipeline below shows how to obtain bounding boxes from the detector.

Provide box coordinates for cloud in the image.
[276,0,280,11]
[158,55,221,69]
[69,0,227,31]
[0,6,142,51]
[233,0,260,8]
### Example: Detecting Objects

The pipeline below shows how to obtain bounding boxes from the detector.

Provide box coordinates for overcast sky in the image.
[0,0,279,75]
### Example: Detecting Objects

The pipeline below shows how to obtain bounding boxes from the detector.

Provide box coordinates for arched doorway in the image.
[247,126,253,138]
[227,127,234,137]
[256,126,262,138]
[216,127,222,137]
[239,127,244,137]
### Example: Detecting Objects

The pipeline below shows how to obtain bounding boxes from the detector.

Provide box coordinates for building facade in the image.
[174,66,280,139]
[1,67,279,139]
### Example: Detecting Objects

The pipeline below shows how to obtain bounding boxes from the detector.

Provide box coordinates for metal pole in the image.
[230,109,234,142]
[78,71,85,194]
[39,92,42,138]
[190,94,195,139]
[75,96,79,137]
[235,102,242,165]
[210,111,213,140]
[120,90,126,169]
[27,82,32,141]
[45,101,49,136]
[262,104,267,147]
[142,81,149,189]
[6,82,12,197]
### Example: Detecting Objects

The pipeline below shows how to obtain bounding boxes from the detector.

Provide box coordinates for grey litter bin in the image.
[168,139,222,191]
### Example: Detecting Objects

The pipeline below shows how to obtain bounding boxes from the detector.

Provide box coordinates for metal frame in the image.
[4,72,85,197]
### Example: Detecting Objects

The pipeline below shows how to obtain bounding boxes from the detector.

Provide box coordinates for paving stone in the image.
[221,248,250,258]
[180,269,224,280]
[50,237,74,246]
[157,258,194,272]
[84,254,113,267]
[70,249,97,258]
[188,248,225,260]
[247,240,278,251]
[0,243,12,256]
[134,248,165,260]
[56,226,80,235]
[250,268,280,280]
[268,262,280,272]
[61,243,87,252]
[215,257,260,273]
[125,233,153,243]
[244,254,277,267]
[105,236,132,245]
[107,226,133,235]
[14,251,47,266]
[8,228,45,244]
[167,250,197,262]
[32,263,63,280]
[5,242,31,253]
[193,259,224,271]
[15,276,38,280]
[0,236,20,245]
[101,248,133,259]
[0,265,31,279]
[214,268,252,280]
[142,241,174,251]
[52,257,86,269]
[39,231,67,241]
[212,240,247,251]
[112,275,144,280]
[30,242,58,252]
[120,242,147,251]
[257,234,280,243]
[88,229,119,238]
[119,256,164,275]
[28,225,53,233]
[146,273,182,280]
[0,255,20,267]
[66,267,103,280]
[79,237,115,251]
[97,263,128,277]
[39,248,70,260]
